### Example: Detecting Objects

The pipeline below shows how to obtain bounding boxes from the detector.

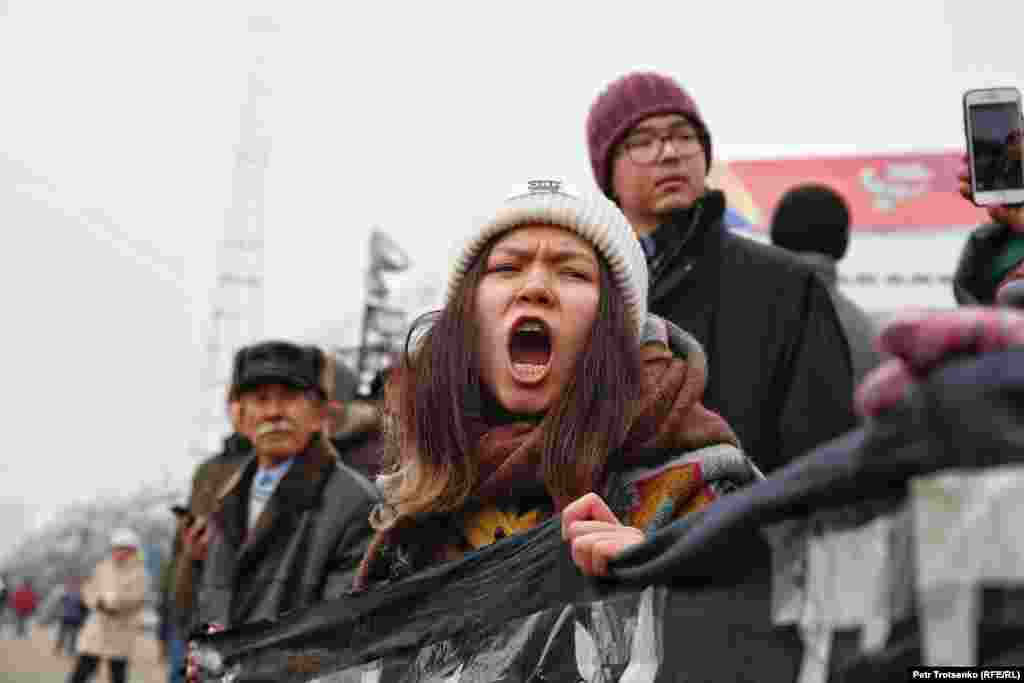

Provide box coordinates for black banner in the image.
[192,519,800,682]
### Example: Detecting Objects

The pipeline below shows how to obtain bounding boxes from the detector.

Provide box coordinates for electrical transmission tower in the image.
[192,9,278,458]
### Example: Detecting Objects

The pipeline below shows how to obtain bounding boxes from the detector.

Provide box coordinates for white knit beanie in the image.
[447,180,648,337]
[110,528,141,549]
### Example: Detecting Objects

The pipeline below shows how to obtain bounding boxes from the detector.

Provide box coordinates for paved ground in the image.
[0,622,168,683]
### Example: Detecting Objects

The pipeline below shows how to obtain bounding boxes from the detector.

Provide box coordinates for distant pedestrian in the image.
[160,509,187,683]
[323,353,385,481]
[11,578,38,638]
[54,578,87,656]
[172,402,250,633]
[0,574,9,633]
[68,528,147,683]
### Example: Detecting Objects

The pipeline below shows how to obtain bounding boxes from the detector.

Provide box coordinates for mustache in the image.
[255,419,296,437]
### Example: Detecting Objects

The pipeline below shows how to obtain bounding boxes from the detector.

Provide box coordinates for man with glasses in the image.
[190,340,378,633]
[586,71,856,472]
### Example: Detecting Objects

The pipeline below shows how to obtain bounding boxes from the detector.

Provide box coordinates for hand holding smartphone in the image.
[963,87,1024,206]
[182,514,211,561]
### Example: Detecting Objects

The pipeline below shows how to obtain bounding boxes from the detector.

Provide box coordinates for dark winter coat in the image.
[60,590,88,626]
[644,190,857,472]
[793,252,882,386]
[172,433,251,630]
[953,221,1014,305]
[194,435,378,631]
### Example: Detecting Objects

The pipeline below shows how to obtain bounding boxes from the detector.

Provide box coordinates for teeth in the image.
[257,421,293,437]
[513,363,547,378]
[516,321,546,333]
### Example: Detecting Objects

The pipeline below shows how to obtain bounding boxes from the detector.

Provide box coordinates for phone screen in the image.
[969,101,1024,193]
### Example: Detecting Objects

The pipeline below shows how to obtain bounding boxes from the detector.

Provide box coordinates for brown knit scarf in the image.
[352,341,738,592]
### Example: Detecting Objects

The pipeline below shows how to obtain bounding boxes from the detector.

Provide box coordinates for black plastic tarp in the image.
[191,517,800,682]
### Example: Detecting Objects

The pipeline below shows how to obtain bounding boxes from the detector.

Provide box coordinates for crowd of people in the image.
[10,68,1024,682]
[182,71,1020,681]
[182,69,1023,681]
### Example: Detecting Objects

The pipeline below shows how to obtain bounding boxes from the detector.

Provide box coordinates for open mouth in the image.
[508,318,553,384]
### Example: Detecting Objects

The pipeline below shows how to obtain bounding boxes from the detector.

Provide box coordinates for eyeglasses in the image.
[620,128,702,165]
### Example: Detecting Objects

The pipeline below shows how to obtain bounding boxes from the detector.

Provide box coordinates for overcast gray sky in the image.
[1,1,1022,560]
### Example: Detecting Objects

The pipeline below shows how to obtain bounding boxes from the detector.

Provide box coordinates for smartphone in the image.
[964,87,1024,206]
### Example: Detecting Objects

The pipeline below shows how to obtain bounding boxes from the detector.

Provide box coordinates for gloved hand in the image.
[855,307,1024,418]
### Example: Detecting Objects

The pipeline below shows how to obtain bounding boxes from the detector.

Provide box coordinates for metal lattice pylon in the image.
[192,9,277,458]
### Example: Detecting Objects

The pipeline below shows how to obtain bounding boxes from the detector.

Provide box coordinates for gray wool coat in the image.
[193,435,378,631]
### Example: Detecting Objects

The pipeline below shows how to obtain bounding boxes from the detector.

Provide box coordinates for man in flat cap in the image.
[191,340,378,632]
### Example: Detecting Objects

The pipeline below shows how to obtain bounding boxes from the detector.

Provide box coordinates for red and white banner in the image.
[711,152,989,231]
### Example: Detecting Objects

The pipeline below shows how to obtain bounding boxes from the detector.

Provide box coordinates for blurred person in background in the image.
[172,399,250,633]
[160,505,188,683]
[11,577,38,638]
[956,157,1024,309]
[54,577,87,656]
[323,353,385,481]
[770,183,882,385]
[0,574,7,634]
[68,528,147,683]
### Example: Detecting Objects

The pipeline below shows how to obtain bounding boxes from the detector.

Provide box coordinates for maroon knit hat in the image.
[586,71,712,198]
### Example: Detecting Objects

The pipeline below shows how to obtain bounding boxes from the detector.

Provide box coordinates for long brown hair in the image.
[377,229,642,526]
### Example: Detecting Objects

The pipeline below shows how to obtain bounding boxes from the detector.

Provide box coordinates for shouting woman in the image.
[353,181,761,591]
